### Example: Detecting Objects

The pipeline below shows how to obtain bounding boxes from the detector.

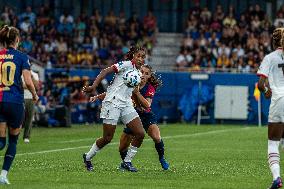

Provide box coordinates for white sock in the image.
[268,140,280,180]
[0,170,7,178]
[86,143,100,160]
[124,145,138,163]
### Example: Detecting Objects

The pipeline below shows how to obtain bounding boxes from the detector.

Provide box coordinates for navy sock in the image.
[2,134,18,171]
[155,139,165,160]
[120,150,128,161]
[0,137,6,150]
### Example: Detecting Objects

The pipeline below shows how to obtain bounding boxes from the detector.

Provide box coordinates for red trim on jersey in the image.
[0,48,7,102]
[277,47,283,50]
[131,60,137,69]
[257,73,268,78]
[112,65,118,73]
[145,84,156,98]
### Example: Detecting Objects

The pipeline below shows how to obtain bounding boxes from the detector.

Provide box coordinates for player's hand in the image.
[264,88,272,99]
[82,86,94,93]
[89,96,98,102]
[32,94,39,103]
[133,86,140,94]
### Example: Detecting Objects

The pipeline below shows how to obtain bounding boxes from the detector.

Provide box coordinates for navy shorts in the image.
[124,111,157,135]
[0,102,24,129]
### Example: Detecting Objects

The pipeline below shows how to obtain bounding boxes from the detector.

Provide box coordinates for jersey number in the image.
[0,61,16,86]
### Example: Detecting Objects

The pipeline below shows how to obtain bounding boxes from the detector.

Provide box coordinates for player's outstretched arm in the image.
[83,66,115,93]
[258,76,272,99]
[22,69,39,102]
[90,92,106,102]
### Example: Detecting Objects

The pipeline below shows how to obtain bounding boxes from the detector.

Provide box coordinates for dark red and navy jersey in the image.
[139,83,156,112]
[0,47,30,104]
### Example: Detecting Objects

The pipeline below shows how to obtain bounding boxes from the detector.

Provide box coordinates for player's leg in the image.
[147,124,169,170]
[0,103,7,151]
[119,128,133,161]
[83,122,116,171]
[267,98,284,189]
[267,123,284,189]
[280,131,284,150]
[83,101,120,171]
[0,103,24,185]
[0,123,7,151]
[0,127,20,185]
[23,99,35,143]
[120,109,145,172]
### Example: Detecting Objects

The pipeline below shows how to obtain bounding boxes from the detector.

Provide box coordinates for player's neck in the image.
[7,45,16,49]
[140,81,147,89]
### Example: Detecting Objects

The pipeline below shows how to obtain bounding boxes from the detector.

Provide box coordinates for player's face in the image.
[133,50,146,69]
[140,66,151,83]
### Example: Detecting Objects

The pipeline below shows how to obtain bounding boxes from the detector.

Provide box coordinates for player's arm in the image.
[89,92,106,102]
[257,55,271,99]
[258,76,272,99]
[22,70,39,102]
[133,87,151,109]
[31,73,40,91]
[83,66,115,93]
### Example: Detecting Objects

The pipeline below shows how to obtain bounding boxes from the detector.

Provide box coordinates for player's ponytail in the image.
[0,25,20,48]
[125,46,146,61]
[143,64,163,90]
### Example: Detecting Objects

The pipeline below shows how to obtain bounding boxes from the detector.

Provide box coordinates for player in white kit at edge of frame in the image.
[257,28,284,189]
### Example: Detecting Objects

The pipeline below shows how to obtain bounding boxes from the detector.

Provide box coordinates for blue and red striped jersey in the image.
[0,47,30,104]
[139,83,156,112]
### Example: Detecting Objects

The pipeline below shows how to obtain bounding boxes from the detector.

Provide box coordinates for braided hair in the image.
[272,27,284,50]
[125,46,146,61]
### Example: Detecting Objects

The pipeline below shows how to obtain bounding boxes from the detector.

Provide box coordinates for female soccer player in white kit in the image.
[257,28,284,189]
[82,46,146,172]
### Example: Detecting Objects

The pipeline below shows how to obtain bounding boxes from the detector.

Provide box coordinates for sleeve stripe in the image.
[112,65,118,73]
[257,73,268,78]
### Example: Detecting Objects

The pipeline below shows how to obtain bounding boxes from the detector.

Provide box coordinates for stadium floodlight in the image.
[190,74,209,125]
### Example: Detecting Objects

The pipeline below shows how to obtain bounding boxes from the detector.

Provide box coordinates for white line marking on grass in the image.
[12,127,252,157]
[52,127,253,144]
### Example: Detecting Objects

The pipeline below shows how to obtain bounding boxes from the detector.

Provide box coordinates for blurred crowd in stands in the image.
[176,3,283,72]
[0,5,157,68]
[0,4,158,126]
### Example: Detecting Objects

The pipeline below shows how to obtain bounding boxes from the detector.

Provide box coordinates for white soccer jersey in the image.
[103,60,139,107]
[257,48,284,101]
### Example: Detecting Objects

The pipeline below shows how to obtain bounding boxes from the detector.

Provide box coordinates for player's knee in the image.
[152,136,161,144]
[8,134,19,145]
[0,137,6,150]
[135,131,145,141]
[103,135,113,144]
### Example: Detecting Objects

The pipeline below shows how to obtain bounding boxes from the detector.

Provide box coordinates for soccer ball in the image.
[123,69,141,87]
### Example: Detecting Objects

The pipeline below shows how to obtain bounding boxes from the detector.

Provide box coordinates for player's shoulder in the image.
[118,60,132,65]
[8,48,29,61]
[265,50,281,60]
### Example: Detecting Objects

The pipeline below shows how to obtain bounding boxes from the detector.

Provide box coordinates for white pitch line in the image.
[12,127,251,157]
[51,127,252,144]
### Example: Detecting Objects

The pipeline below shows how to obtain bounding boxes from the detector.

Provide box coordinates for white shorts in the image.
[269,97,284,123]
[100,101,139,125]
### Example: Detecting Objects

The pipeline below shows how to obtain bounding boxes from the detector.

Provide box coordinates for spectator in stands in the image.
[143,11,157,36]
[19,6,36,25]
[22,70,40,143]
[176,49,192,71]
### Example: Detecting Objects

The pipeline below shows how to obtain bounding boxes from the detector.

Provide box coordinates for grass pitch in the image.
[0,124,274,188]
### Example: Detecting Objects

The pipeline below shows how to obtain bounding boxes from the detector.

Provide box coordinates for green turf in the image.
[0,124,275,188]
